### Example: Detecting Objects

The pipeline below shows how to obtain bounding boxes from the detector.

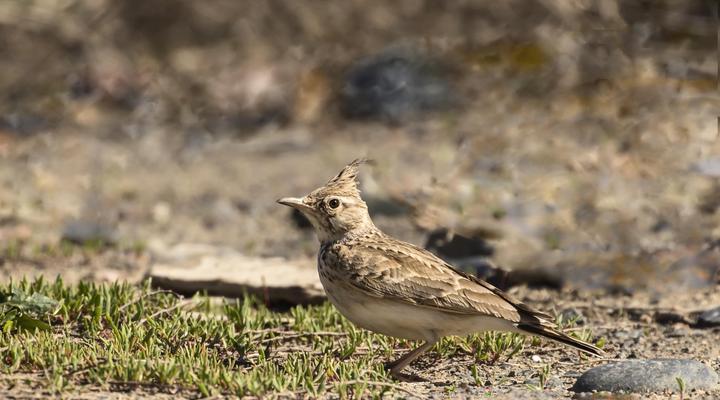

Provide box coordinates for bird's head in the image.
[278,159,375,243]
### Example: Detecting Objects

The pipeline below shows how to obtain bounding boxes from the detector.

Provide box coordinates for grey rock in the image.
[559,308,585,325]
[61,219,117,245]
[696,306,720,328]
[572,359,720,393]
[0,113,50,136]
[612,329,643,342]
[693,157,720,177]
[340,47,457,122]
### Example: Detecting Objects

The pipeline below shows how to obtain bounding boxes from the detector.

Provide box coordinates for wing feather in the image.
[326,235,550,323]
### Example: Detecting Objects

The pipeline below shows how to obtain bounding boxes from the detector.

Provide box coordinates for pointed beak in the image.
[277,196,311,210]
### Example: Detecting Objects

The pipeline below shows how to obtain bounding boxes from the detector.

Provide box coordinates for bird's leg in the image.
[386,340,436,377]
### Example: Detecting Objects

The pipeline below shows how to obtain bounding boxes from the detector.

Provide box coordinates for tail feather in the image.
[517,323,604,357]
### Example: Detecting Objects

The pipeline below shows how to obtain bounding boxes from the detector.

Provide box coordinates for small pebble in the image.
[62,219,116,245]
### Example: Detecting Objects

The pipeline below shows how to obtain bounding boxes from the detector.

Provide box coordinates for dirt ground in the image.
[0,285,718,399]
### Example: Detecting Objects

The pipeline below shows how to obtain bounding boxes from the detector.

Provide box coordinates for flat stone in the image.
[148,242,325,306]
[572,359,719,393]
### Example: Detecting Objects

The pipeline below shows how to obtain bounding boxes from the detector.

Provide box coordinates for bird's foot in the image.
[384,362,427,382]
[390,371,428,382]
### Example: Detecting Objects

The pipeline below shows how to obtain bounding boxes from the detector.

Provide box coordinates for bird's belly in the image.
[319,274,517,341]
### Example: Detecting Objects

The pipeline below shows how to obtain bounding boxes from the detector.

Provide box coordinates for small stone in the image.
[572,359,720,393]
[61,219,116,245]
[559,308,585,325]
[613,329,643,342]
[531,355,542,363]
[696,306,720,328]
[666,327,701,338]
[0,113,49,136]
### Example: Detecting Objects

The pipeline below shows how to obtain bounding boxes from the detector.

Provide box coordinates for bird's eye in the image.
[328,198,340,209]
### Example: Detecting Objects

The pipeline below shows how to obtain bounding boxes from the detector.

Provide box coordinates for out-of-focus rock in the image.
[423,227,564,290]
[694,158,720,177]
[424,228,494,259]
[365,196,408,217]
[148,242,324,306]
[698,182,720,215]
[558,307,585,325]
[61,219,117,246]
[695,306,720,328]
[454,257,508,285]
[0,113,50,136]
[340,47,458,122]
[501,268,565,290]
[424,228,505,285]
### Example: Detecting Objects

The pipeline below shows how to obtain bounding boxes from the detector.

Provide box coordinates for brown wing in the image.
[328,235,551,323]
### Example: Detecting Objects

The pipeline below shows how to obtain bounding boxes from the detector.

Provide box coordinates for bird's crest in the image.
[323,158,369,198]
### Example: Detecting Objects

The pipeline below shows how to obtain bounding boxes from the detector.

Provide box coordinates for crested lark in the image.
[278,159,602,377]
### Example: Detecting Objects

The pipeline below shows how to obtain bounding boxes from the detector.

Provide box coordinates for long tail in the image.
[516,323,604,356]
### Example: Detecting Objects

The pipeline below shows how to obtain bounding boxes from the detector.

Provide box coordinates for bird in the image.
[277,159,603,377]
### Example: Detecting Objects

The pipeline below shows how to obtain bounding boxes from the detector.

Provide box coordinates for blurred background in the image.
[0,0,717,297]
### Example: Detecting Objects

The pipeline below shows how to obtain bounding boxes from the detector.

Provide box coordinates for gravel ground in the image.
[0,285,717,399]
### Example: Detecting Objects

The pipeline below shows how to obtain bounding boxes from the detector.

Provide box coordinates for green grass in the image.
[0,277,599,398]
